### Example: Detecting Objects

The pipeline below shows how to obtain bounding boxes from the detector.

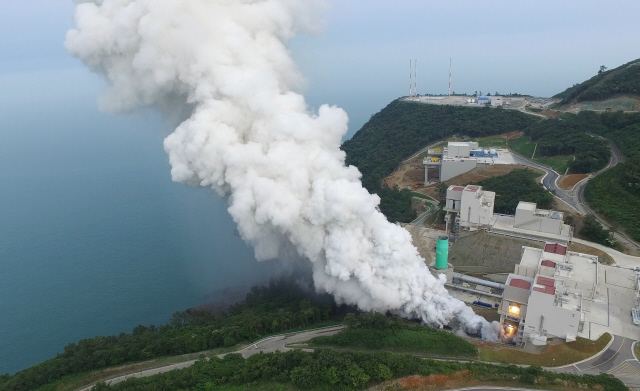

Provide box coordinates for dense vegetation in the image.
[523,114,611,173]
[580,111,640,241]
[586,165,640,241]
[342,101,538,192]
[0,281,349,391]
[310,313,477,357]
[579,215,614,246]
[77,350,626,391]
[474,169,552,214]
[341,101,537,221]
[554,59,640,104]
[377,186,417,223]
[0,286,629,391]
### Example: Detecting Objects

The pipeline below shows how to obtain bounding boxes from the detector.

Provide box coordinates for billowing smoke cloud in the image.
[66,0,499,341]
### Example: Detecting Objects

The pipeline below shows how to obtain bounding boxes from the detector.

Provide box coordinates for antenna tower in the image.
[409,60,412,98]
[448,58,452,98]
[414,59,418,98]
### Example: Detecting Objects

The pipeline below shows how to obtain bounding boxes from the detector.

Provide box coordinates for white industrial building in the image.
[500,243,594,346]
[514,202,564,235]
[477,96,503,106]
[490,202,573,242]
[447,142,479,157]
[444,185,495,228]
[499,242,640,347]
[424,141,508,183]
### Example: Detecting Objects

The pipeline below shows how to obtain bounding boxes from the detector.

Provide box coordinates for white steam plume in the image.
[66,0,499,341]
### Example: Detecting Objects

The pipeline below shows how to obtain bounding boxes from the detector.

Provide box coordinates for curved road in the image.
[76,326,346,391]
[511,138,640,251]
[77,326,640,391]
[553,335,640,389]
[411,197,440,226]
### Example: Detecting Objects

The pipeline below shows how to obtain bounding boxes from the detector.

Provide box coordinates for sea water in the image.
[0,72,282,374]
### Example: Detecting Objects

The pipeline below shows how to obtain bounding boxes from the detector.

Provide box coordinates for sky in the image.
[1,1,639,135]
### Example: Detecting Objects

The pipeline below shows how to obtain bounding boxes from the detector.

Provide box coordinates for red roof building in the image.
[537,276,555,287]
[465,185,480,192]
[533,286,556,295]
[541,260,557,268]
[544,243,567,256]
[509,279,532,290]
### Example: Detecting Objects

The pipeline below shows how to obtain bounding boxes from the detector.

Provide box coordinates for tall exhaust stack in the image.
[435,236,449,269]
[448,58,452,98]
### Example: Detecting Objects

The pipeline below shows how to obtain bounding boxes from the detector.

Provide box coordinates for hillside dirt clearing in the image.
[384,132,538,194]
[558,174,589,190]
[384,156,425,189]
[402,164,545,200]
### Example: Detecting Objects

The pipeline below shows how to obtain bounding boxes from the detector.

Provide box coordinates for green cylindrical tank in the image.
[435,236,449,269]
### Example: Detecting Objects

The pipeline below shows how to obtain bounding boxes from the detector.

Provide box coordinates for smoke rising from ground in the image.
[66,0,499,341]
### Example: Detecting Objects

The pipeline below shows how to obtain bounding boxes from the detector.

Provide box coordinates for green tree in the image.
[580,215,611,246]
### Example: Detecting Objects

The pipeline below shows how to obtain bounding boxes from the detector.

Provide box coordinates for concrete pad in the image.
[492,149,516,165]
[604,268,636,289]
[586,300,609,323]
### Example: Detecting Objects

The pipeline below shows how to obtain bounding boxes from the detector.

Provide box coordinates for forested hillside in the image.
[341,101,538,222]
[311,312,477,357]
[342,101,538,192]
[523,113,611,173]
[582,111,640,241]
[82,349,626,391]
[475,169,553,214]
[554,59,640,104]
[0,280,351,391]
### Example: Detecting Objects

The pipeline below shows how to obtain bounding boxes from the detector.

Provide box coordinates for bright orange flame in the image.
[509,305,520,315]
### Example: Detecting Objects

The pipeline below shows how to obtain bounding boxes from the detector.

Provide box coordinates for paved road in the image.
[511,140,640,251]
[237,325,344,358]
[569,139,640,251]
[571,237,640,269]
[76,326,346,391]
[511,153,575,209]
[553,335,640,389]
[76,326,640,390]
[410,197,439,226]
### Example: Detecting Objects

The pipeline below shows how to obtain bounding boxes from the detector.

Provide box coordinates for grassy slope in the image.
[508,136,536,158]
[475,136,508,149]
[508,137,580,174]
[310,326,477,358]
[534,155,573,174]
[480,333,611,367]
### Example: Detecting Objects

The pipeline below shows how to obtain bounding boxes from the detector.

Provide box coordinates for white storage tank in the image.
[490,148,496,155]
